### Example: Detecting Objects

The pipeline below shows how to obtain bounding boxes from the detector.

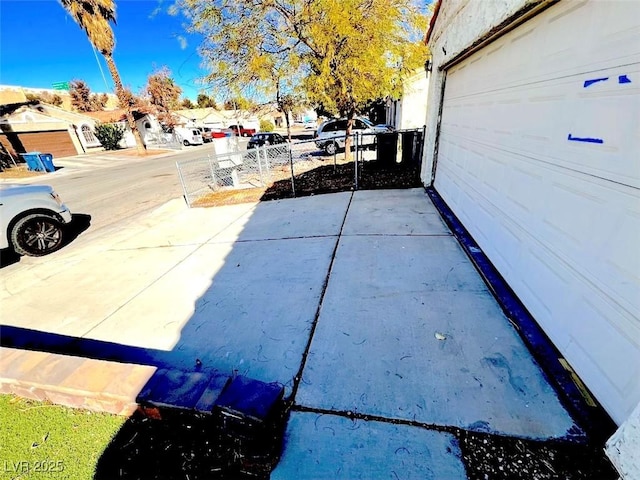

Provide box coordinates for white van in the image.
[174,127,204,146]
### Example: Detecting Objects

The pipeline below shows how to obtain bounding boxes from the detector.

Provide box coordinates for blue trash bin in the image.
[21,152,45,172]
[39,153,56,172]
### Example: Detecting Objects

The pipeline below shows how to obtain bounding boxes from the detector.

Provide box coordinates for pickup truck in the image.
[228,125,256,137]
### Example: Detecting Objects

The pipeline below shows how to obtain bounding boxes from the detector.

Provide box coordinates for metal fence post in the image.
[207,154,217,190]
[288,142,296,197]
[257,147,264,186]
[420,124,427,166]
[176,160,191,207]
[354,133,359,191]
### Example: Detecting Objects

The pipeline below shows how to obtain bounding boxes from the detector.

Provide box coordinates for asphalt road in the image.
[25,144,233,239]
[3,132,316,258]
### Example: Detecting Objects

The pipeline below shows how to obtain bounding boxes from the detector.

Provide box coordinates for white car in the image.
[174,127,204,146]
[0,184,72,256]
[314,117,388,155]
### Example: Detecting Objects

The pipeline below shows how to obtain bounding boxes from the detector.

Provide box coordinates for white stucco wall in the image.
[421,0,547,185]
[398,71,430,130]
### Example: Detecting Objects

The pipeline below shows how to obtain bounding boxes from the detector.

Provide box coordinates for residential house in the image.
[0,101,101,158]
[385,68,430,130]
[423,0,639,435]
[173,107,228,130]
[85,110,165,148]
[219,109,260,131]
[252,104,288,129]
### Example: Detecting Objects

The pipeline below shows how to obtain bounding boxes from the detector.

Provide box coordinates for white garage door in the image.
[434,0,640,425]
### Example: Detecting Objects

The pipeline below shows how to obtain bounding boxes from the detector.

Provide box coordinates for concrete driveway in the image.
[0,188,580,478]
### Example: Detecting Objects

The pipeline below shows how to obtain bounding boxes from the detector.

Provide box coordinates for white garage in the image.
[424,0,639,426]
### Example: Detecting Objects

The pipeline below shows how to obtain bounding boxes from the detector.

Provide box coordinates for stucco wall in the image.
[399,71,430,130]
[421,0,548,185]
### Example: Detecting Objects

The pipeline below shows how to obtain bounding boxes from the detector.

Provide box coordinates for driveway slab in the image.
[1,187,585,476]
[0,245,197,338]
[296,228,577,439]
[272,412,467,480]
[343,188,450,236]
[212,192,351,242]
[86,237,337,389]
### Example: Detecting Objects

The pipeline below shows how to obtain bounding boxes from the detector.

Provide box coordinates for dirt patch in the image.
[192,188,266,207]
[99,148,172,157]
[0,165,46,179]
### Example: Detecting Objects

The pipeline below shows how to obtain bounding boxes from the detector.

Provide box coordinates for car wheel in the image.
[183,140,190,146]
[324,141,337,155]
[10,213,64,257]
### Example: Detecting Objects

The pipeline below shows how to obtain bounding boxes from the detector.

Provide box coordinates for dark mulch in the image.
[94,409,280,480]
[93,407,617,479]
[261,161,423,201]
[458,430,617,480]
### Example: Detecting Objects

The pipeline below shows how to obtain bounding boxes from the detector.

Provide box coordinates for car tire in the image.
[324,141,338,155]
[10,213,64,257]
[183,140,190,146]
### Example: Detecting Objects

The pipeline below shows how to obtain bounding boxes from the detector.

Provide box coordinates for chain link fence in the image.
[176,128,425,207]
[144,131,183,150]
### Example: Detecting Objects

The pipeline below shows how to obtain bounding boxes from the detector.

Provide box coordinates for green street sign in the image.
[52,82,70,91]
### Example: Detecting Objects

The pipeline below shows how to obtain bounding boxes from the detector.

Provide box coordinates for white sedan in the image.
[0,184,72,256]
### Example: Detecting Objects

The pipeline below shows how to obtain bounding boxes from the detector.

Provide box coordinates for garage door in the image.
[434,0,639,425]
[0,130,78,159]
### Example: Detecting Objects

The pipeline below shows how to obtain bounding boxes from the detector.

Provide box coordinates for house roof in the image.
[173,108,228,123]
[36,103,100,124]
[84,110,127,123]
[84,109,150,123]
[425,0,442,44]
[1,101,98,125]
[0,101,39,117]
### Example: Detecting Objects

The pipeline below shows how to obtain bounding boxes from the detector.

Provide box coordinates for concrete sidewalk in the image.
[0,188,580,477]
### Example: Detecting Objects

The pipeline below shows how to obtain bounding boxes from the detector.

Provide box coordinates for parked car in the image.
[211,129,227,138]
[229,125,257,137]
[304,120,317,129]
[198,127,213,142]
[247,132,287,149]
[314,117,388,155]
[0,184,72,256]
[175,127,204,146]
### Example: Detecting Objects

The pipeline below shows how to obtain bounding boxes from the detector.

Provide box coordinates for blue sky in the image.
[0,0,207,100]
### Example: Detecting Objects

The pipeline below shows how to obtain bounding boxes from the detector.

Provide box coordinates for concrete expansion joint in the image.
[106,244,201,252]
[342,232,453,237]
[290,404,587,446]
[233,234,339,243]
[288,192,354,403]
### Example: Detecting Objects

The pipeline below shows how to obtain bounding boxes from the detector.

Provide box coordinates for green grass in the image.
[0,395,126,480]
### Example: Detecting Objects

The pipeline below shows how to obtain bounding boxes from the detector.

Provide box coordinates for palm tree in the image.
[60,0,145,152]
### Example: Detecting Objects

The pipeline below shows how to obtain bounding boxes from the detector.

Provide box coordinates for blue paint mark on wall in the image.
[619,75,632,84]
[583,77,608,88]
[567,134,604,144]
